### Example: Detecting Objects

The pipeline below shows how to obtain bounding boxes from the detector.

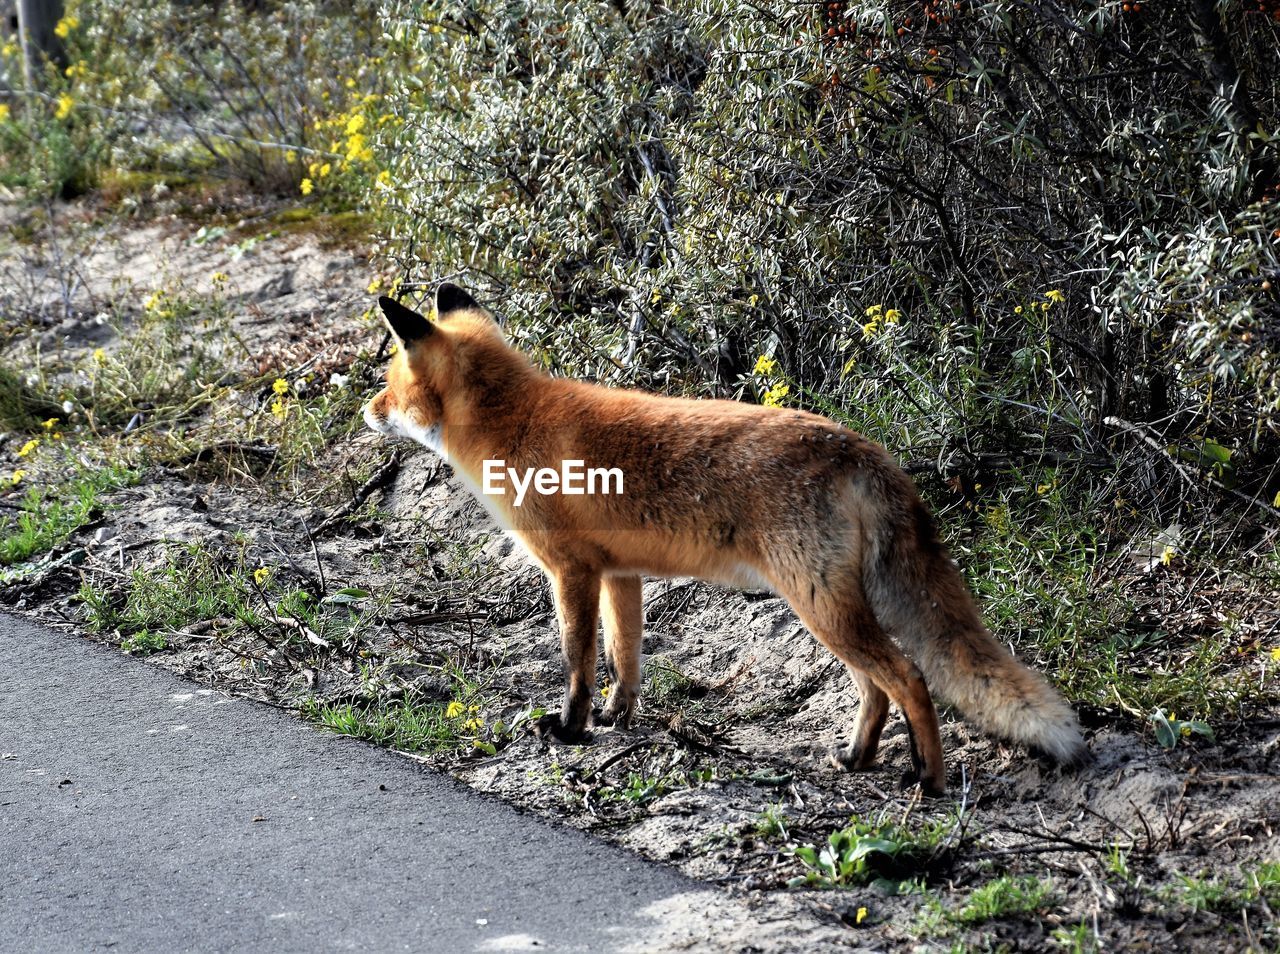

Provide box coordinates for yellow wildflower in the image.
[856,907,868,925]
[41,418,58,431]
[1014,305,1023,315]
[54,94,74,120]
[210,271,228,285]
[53,15,79,38]
[272,378,290,396]
[319,162,331,177]
[1270,647,1280,663]
[600,684,611,698]
[299,177,314,196]
[883,308,901,324]
[270,399,287,420]
[1160,545,1176,566]
[345,132,366,159]
[345,113,366,135]
[0,103,10,123]
[52,432,63,440]
[10,469,26,486]
[861,318,881,339]
[375,169,391,190]
[253,567,271,586]
[762,383,789,407]
[446,701,465,719]
[285,149,297,164]
[367,276,383,294]
[753,355,777,376]
[1,41,18,58]
[18,439,39,458]
[93,347,107,364]
[1045,289,1065,303]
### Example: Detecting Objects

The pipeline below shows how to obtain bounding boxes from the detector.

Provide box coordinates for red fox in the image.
[363,284,1087,795]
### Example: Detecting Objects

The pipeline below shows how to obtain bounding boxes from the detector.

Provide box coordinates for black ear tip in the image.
[377,295,432,343]
[436,281,478,315]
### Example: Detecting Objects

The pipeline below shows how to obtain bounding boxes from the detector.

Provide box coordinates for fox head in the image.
[362,282,518,459]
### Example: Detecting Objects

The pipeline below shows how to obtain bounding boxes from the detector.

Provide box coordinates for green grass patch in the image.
[79,543,261,637]
[949,875,1056,926]
[0,462,137,566]
[302,668,523,756]
[946,464,1267,722]
[77,541,386,662]
[788,811,959,889]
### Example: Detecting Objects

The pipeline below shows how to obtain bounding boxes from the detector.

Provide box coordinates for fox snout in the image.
[363,389,393,434]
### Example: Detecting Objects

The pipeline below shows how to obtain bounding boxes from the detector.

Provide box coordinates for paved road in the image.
[0,612,701,953]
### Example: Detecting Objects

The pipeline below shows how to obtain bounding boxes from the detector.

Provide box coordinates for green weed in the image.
[950,875,1056,926]
[0,462,137,566]
[754,802,791,842]
[788,811,957,889]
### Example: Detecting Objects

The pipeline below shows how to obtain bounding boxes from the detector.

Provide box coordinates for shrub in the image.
[378,0,1280,501]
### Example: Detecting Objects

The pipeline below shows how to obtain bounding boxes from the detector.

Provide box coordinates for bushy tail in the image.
[863,496,1087,766]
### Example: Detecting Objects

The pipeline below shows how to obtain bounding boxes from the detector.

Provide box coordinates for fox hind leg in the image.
[791,590,947,796]
[830,667,889,772]
[597,574,642,729]
[535,566,601,744]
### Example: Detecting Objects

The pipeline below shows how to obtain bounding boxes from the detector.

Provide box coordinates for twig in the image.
[313,451,402,536]
[302,518,328,595]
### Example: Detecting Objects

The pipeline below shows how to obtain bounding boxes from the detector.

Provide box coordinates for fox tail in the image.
[862,493,1088,765]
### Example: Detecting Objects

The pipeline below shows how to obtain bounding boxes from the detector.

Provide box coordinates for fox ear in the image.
[436,282,478,316]
[378,296,433,344]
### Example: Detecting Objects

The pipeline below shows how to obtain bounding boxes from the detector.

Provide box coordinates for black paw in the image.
[533,712,592,745]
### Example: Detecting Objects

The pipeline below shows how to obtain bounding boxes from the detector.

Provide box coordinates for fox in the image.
[362,283,1087,795]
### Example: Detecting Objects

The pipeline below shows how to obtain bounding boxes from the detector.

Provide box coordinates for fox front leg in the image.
[534,567,601,744]
[596,574,642,729]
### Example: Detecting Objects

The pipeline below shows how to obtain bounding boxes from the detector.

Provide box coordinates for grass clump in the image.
[79,543,259,637]
[788,811,958,889]
[949,875,1056,926]
[303,668,520,756]
[0,461,137,566]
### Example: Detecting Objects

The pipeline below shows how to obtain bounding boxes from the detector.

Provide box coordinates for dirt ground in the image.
[3,193,1278,953]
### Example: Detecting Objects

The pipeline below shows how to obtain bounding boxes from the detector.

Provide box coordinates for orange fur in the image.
[364,287,1087,795]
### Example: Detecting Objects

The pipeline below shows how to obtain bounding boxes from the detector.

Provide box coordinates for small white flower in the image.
[94,312,110,325]
[329,373,349,389]
[61,400,75,414]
